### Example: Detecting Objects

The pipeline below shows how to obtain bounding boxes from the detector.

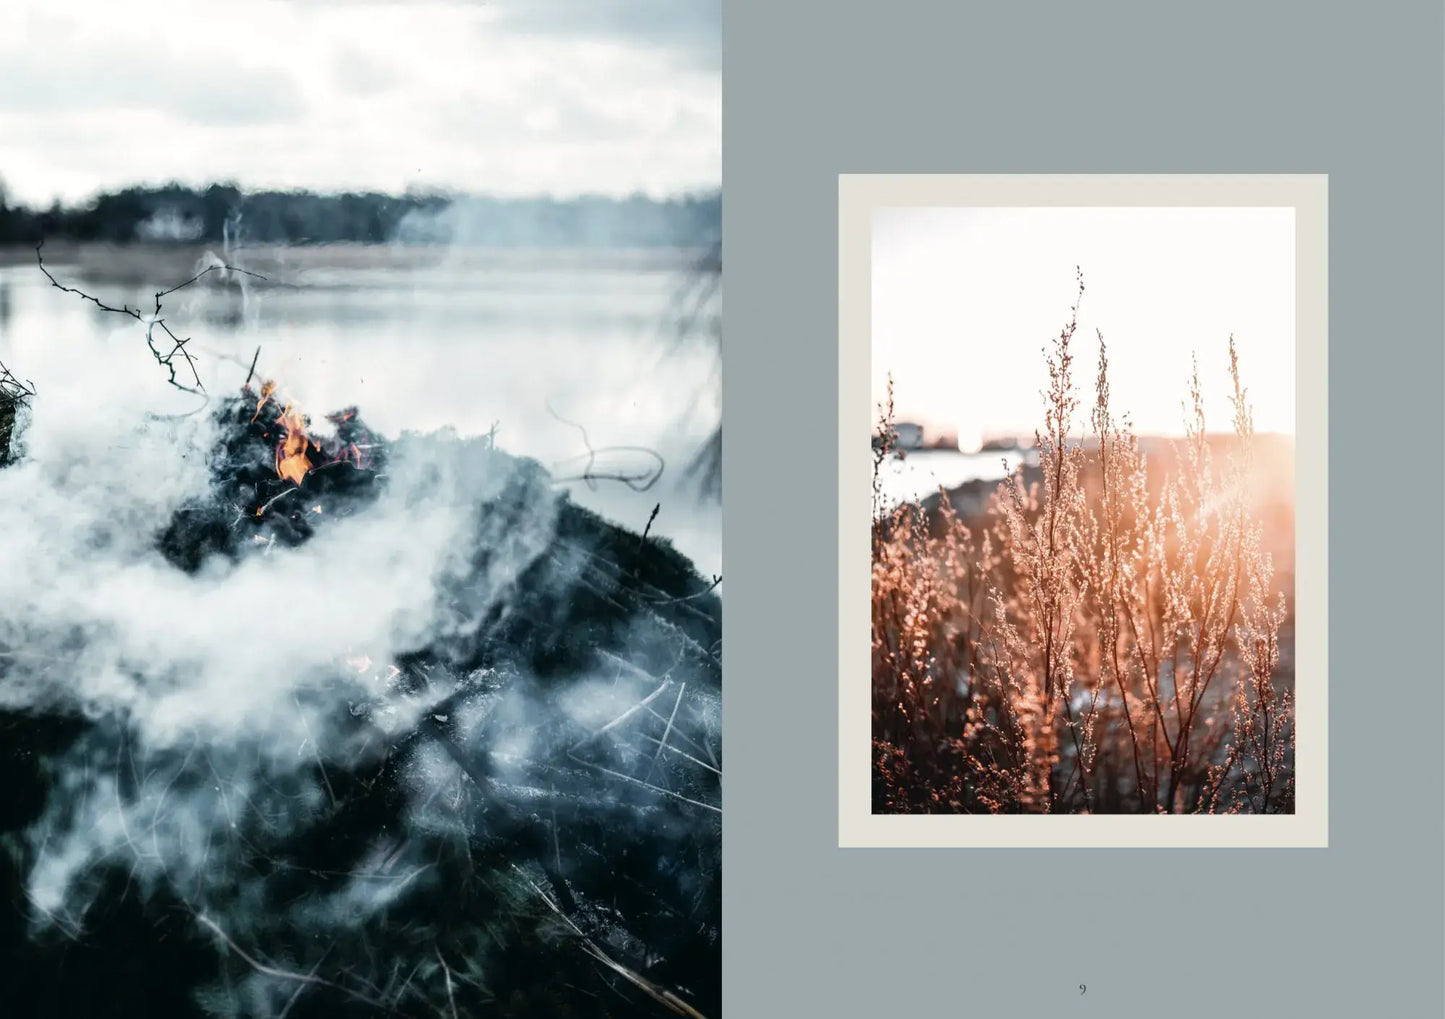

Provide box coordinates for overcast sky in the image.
[872,206,1296,443]
[0,0,720,206]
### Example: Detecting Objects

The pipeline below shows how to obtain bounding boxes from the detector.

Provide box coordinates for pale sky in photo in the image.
[871,206,1296,444]
[0,0,720,206]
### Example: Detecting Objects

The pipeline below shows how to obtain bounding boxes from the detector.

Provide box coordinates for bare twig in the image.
[637,734,721,775]
[645,574,722,606]
[546,398,665,492]
[512,866,710,1019]
[0,358,36,401]
[571,676,674,746]
[564,752,720,815]
[436,947,459,1019]
[192,911,387,1010]
[0,357,33,462]
[35,241,265,395]
[662,240,721,349]
[644,682,686,784]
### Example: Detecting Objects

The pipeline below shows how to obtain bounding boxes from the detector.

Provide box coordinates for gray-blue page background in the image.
[722,2,1445,1015]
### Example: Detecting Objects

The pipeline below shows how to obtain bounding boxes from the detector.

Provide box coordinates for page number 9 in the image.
[1079,984,1086,996]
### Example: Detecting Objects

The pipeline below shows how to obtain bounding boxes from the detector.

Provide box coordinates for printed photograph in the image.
[0,2,720,1016]
[868,204,1301,817]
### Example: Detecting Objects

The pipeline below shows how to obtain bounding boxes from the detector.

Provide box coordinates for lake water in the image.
[875,447,1034,509]
[0,244,721,577]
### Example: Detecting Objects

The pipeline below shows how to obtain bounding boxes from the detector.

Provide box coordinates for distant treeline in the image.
[0,182,721,249]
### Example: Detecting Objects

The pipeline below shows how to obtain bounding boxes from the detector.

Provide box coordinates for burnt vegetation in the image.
[0,264,721,1016]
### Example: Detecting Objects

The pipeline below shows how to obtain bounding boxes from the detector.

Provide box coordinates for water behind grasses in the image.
[875,447,1032,509]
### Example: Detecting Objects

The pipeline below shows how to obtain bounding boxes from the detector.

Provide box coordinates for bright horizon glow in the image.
[871,206,1296,444]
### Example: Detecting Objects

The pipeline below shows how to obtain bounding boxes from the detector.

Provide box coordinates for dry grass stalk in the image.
[872,276,1294,815]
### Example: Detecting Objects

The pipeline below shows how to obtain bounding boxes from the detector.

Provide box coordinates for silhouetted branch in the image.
[156,262,265,301]
[0,358,33,462]
[0,358,35,402]
[683,428,721,501]
[664,242,721,502]
[546,399,665,492]
[35,241,265,396]
[553,446,666,492]
[665,240,721,348]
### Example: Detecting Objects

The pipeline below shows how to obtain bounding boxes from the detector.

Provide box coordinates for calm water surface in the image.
[0,244,721,576]
[875,447,1034,509]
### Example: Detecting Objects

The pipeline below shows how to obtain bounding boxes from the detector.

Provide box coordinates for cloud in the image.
[331,48,400,96]
[282,0,720,65]
[485,0,722,70]
[0,42,303,127]
[0,0,719,205]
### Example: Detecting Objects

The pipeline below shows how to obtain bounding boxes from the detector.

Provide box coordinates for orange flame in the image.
[251,380,276,422]
[274,404,315,485]
[246,381,371,491]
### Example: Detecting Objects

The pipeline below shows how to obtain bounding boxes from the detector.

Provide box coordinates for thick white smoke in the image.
[0,247,721,1017]
[0,311,564,930]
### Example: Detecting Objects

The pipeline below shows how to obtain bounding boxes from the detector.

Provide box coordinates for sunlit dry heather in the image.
[872,276,1295,815]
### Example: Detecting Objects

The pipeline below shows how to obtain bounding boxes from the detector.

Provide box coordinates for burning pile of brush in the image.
[156,379,387,569]
[0,371,721,1018]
